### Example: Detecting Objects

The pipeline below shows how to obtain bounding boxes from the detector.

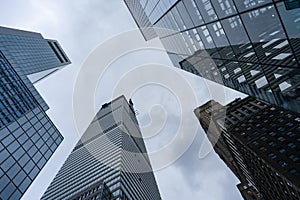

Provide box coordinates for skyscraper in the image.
[124,0,300,114]
[41,96,161,200]
[0,26,70,199]
[195,96,300,199]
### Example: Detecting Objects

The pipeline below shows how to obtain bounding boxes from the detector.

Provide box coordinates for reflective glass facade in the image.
[195,97,300,199]
[0,26,69,199]
[125,0,300,114]
[42,96,161,200]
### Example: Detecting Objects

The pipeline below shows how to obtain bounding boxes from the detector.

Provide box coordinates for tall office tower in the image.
[124,0,300,113]
[0,26,70,199]
[41,96,161,200]
[195,96,300,199]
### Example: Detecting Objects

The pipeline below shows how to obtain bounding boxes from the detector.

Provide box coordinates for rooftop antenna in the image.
[129,98,139,115]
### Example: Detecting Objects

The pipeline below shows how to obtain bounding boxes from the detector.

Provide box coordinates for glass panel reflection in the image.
[211,0,237,18]
[241,5,297,67]
[233,0,271,12]
[183,0,205,26]
[207,22,229,47]
[277,2,300,65]
[194,0,218,23]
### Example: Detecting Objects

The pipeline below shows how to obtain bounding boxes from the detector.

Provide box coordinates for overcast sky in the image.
[2,1,247,199]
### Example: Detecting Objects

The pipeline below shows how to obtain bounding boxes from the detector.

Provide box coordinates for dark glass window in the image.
[176,1,194,29]
[12,127,23,139]
[242,7,283,42]
[245,136,252,141]
[207,22,230,48]
[278,148,286,153]
[28,145,38,156]
[278,160,288,167]
[287,142,296,148]
[2,135,14,146]
[260,122,269,129]
[12,147,25,160]
[33,151,42,162]
[2,157,15,170]
[23,139,33,151]
[40,144,48,154]
[17,134,29,145]
[277,2,300,38]
[197,25,216,49]
[211,0,237,18]
[22,122,31,131]
[269,132,276,136]
[44,150,52,160]
[19,177,31,193]
[252,131,259,136]
[50,143,58,151]
[29,166,39,179]
[37,157,46,169]
[10,190,22,199]
[268,141,276,147]
[7,163,21,179]
[277,118,284,122]
[171,6,185,31]
[1,182,16,198]
[277,136,286,141]
[24,160,34,173]
[13,170,26,186]
[268,152,277,159]
[241,6,296,66]
[233,0,272,12]
[194,0,218,23]
[7,141,20,153]
[260,136,268,141]
[0,143,3,152]
[0,174,10,192]
[31,134,39,143]
[259,146,267,151]
[182,0,205,26]
[42,133,50,141]
[289,154,299,161]
[289,168,300,176]
[19,154,30,167]
[0,128,10,140]
[56,137,63,145]
[286,131,295,137]
[36,138,44,148]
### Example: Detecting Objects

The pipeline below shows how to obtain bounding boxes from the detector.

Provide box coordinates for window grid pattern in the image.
[41,96,161,200]
[0,107,63,199]
[0,27,68,199]
[0,35,69,76]
[0,52,36,127]
[159,0,300,114]
[208,97,300,199]
[126,0,300,114]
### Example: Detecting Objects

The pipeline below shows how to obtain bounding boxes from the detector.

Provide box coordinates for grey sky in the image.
[2,1,246,199]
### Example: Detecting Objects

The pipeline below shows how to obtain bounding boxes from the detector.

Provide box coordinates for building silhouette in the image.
[41,96,161,200]
[124,0,300,113]
[0,26,70,199]
[195,96,300,199]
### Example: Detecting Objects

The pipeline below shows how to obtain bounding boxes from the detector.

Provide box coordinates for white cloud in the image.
[1,1,245,199]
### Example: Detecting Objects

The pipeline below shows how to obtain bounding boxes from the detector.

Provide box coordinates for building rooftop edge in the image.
[0,26,43,39]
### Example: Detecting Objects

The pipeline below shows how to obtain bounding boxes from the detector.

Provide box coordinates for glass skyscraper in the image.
[0,26,70,199]
[41,96,161,200]
[195,97,300,199]
[125,0,300,114]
